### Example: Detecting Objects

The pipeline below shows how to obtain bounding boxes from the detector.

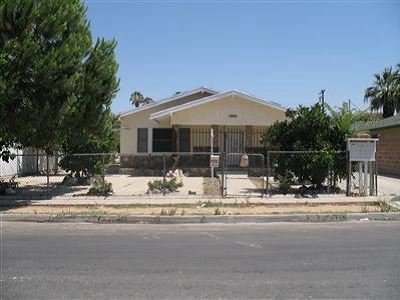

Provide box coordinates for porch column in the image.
[172,125,180,152]
[211,125,219,152]
[245,125,253,152]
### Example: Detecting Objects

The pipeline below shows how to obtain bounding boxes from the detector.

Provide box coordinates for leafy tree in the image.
[262,103,349,187]
[58,37,120,178]
[364,66,400,118]
[353,112,382,123]
[0,0,92,151]
[129,91,153,107]
[0,0,120,178]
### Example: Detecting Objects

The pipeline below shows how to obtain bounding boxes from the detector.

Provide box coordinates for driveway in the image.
[377,175,400,196]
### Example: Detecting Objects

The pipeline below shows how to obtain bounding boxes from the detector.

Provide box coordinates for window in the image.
[153,128,173,152]
[137,128,148,153]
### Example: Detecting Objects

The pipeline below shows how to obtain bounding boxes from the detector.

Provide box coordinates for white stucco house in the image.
[118,87,286,170]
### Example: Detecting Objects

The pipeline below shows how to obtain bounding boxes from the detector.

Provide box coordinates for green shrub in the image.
[0,177,19,195]
[147,177,183,193]
[88,176,113,196]
[376,200,398,212]
[277,171,294,194]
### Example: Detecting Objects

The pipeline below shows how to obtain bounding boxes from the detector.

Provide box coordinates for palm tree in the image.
[129,91,153,108]
[324,101,362,138]
[364,66,400,118]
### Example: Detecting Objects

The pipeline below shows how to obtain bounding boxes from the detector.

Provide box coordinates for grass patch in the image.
[2,201,398,216]
[375,200,400,212]
[56,210,109,216]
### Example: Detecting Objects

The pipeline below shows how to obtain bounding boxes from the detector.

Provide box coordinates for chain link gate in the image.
[220,153,266,197]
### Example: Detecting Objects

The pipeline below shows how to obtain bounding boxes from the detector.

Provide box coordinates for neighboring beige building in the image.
[119,87,286,160]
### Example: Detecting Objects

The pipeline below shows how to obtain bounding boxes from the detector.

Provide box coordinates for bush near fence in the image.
[120,153,216,177]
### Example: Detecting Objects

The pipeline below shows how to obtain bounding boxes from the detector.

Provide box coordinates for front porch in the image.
[153,125,266,154]
[120,125,267,173]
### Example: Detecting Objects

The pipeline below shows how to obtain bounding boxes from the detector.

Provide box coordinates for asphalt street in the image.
[1,222,400,299]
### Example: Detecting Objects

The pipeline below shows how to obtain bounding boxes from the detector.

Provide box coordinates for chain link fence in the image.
[0,153,61,199]
[0,152,223,199]
[265,151,348,197]
[0,150,376,199]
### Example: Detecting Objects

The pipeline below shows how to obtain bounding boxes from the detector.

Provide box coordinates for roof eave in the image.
[149,89,287,120]
[119,86,219,118]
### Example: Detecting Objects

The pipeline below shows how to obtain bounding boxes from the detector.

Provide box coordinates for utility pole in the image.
[319,89,325,112]
[319,89,325,106]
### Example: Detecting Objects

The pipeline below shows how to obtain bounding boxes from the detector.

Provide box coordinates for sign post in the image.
[347,138,378,196]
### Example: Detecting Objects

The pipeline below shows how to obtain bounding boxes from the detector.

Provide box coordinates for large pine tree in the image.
[0,0,119,165]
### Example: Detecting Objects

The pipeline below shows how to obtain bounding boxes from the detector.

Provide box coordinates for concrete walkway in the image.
[377,175,400,196]
[225,173,261,196]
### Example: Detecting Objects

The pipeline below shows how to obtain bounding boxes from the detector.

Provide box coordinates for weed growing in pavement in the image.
[88,176,113,196]
[160,208,177,216]
[361,205,370,213]
[196,200,227,208]
[375,200,399,212]
[56,210,108,217]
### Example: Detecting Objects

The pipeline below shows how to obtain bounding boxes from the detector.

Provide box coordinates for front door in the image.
[225,129,244,166]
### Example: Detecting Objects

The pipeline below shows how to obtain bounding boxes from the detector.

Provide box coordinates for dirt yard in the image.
[1,202,387,216]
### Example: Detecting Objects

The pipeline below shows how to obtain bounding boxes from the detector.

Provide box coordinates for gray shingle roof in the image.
[354,114,400,131]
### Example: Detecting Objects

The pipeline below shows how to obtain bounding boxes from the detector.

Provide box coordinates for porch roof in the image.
[149,89,286,121]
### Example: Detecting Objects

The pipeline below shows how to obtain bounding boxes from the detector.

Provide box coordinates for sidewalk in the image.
[0,175,398,207]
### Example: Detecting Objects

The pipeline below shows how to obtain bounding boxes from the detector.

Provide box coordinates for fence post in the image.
[221,152,225,197]
[36,149,39,175]
[374,160,378,196]
[46,153,50,199]
[102,154,105,197]
[266,151,270,197]
[261,154,265,198]
[346,150,350,196]
[163,153,166,196]
[327,163,330,194]
[369,161,373,196]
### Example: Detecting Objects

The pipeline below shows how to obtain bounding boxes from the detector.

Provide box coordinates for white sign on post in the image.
[210,155,220,168]
[347,138,378,162]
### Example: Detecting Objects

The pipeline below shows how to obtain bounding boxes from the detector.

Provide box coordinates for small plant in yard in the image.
[88,176,113,196]
[147,177,183,193]
[361,205,370,213]
[214,208,221,215]
[375,200,398,212]
[0,176,19,195]
[277,171,294,195]
[160,208,177,216]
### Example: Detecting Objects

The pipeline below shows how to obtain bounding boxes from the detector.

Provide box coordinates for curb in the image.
[1,212,400,224]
